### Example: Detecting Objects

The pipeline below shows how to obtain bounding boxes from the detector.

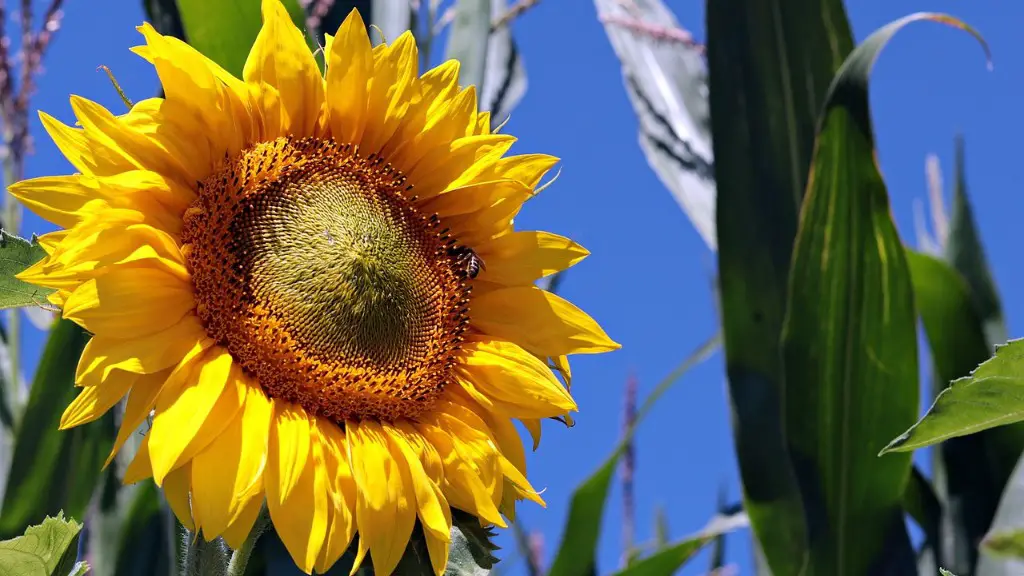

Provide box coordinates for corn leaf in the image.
[174,0,310,78]
[706,0,854,572]
[609,510,749,576]
[595,0,715,249]
[0,322,109,540]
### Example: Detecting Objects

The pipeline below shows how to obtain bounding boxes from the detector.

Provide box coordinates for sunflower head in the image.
[15,1,618,574]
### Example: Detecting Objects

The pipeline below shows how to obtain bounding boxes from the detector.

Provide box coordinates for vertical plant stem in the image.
[225,505,270,576]
[2,156,21,426]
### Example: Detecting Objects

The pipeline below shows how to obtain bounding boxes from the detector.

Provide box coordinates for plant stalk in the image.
[225,505,270,576]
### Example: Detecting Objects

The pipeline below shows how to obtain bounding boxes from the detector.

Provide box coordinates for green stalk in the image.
[225,505,270,576]
[2,154,21,430]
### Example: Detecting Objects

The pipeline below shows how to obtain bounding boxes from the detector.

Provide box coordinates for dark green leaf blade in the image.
[174,0,310,78]
[0,321,111,539]
[779,12,989,574]
[884,338,1024,453]
[610,511,749,576]
[0,231,53,311]
[546,334,719,576]
[0,512,84,576]
[707,0,855,572]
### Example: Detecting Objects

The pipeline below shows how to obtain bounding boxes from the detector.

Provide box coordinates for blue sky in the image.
[15,0,1021,574]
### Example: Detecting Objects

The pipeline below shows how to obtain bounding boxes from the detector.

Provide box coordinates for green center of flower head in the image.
[181,137,471,423]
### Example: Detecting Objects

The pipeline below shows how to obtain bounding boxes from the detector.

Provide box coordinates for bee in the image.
[447,245,486,279]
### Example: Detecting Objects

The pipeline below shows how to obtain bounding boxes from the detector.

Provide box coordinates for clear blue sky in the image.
[16,1,1020,574]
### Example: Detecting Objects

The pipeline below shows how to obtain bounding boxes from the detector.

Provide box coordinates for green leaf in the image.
[0,512,84,576]
[0,231,54,311]
[883,337,1024,454]
[596,0,714,249]
[909,248,1009,572]
[0,321,112,539]
[446,0,491,90]
[610,511,748,576]
[780,13,988,573]
[547,333,719,576]
[174,0,311,78]
[707,0,854,572]
[941,570,958,576]
[977,452,1024,572]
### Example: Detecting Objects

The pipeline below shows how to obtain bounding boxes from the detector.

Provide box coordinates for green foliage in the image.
[0,513,87,576]
[173,0,310,78]
[0,231,53,312]
[547,333,719,576]
[706,0,854,571]
[884,339,1024,453]
[609,512,748,576]
[0,322,110,540]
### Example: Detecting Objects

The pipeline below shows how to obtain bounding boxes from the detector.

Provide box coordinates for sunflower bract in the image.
[11,1,619,574]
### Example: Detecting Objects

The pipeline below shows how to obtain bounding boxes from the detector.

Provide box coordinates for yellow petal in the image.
[148,347,235,484]
[475,231,589,285]
[62,266,194,339]
[76,315,210,384]
[472,286,620,356]
[408,134,516,199]
[521,419,542,450]
[165,461,195,530]
[347,420,416,576]
[386,424,452,576]
[552,354,572,390]
[269,401,311,501]
[416,422,506,527]
[38,111,133,176]
[123,434,153,484]
[135,23,248,163]
[455,337,576,419]
[191,381,272,540]
[222,491,265,550]
[243,0,325,138]
[36,231,67,254]
[105,370,170,467]
[59,370,138,429]
[326,10,372,144]
[423,179,531,218]
[360,32,419,154]
[314,422,356,574]
[481,154,559,188]
[266,417,327,574]
[9,176,94,228]
[70,96,195,186]
[387,71,474,170]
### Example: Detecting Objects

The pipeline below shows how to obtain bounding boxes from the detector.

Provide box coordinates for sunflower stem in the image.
[225,504,270,576]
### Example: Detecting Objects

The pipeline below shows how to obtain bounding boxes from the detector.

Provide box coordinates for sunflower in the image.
[14,1,617,573]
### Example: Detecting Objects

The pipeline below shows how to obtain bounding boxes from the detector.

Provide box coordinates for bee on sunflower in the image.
[13,1,618,574]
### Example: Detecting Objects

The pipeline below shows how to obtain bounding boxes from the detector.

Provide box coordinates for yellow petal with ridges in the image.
[123,434,152,484]
[222,493,266,550]
[408,134,516,199]
[416,422,506,527]
[314,422,356,574]
[456,337,576,418]
[326,10,372,144]
[59,369,138,430]
[244,0,325,138]
[347,420,416,576]
[9,176,93,228]
[423,179,531,218]
[76,315,209,384]
[38,111,133,177]
[269,401,311,501]
[62,266,194,339]
[476,231,589,285]
[360,32,418,154]
[165,461,195,531]
[386,423,452,576]
[148,347,233,484]
[473,286,620,356]
[266,419,327,574]
[191,380,272,540]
